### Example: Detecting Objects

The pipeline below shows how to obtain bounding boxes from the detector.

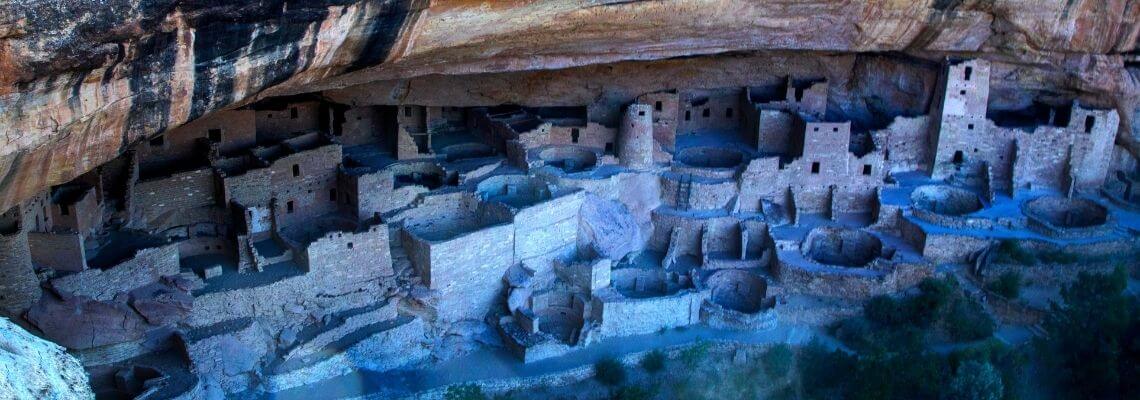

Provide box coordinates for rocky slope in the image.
[0,317,94,399]
[2,0,1140,209]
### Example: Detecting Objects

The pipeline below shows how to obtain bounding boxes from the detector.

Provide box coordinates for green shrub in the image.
[864,295,905,326]
[594,358,627,386]
[945,297,995,342]
[996,240,1035,265]
[680,340,711,367]
[798,340,857,399]
[762,344,794,379]
[639,350,666,373]
[611,385,655,400]
[909,278,954,327]
[986,271,1022,299]
[945,361,1004,400]
[444,384,488,400]
[1037,250,1079,265]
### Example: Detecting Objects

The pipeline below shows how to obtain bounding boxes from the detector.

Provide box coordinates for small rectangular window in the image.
[286,201,295,213]
[571,128,580,143]
[862,165,872,175]
[959,90,966,96]
[207,129,222,142]
[702,108,710,118]
[605,142,614,154]
[684,110,691,121]
[811,162,820,174]
[655,101,662,111]
[347,242,353,249]
[967,124,974,130]
[1085,116,1096,133]
[149,136,165,147]
[638,110,645,116]
[964,66,973,81]
[292,164,300,177]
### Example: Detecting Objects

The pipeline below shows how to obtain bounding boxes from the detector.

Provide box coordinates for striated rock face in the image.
[0,317,94,399]
[2,0,1140,209]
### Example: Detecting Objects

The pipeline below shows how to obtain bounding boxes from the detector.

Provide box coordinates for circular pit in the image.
[803,227,882,267]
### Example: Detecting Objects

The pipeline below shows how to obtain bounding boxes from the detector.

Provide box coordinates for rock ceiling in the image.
[2,0,1140,209]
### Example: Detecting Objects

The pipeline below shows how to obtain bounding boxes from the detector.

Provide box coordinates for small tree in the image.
[986,271,1022,299]
[944,361,1003,400]
[1040,266,1138,399]
[444,384,488,400]
[594,358,627,386]
[639,350,666,373]
[762,344,794,379]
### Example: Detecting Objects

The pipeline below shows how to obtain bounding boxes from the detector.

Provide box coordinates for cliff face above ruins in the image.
[2,0,1140,209]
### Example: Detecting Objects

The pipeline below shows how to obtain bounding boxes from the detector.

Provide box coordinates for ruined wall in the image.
[340,106,385,147]
[1068,107,1119,192]
[0,229,41,315]
[255,102,322,141]
[754,110,796,155]
[637,91,679,163]
[137,110,255,168]
[514,192,584,267]
[1013,127,1076,191]
[618,104,654,169]
[423,223,515,321]
[224,145,341,227]
[873,115,932,173]
[132,168,217,230]
[50,244,179,301]
[27,232,86,272]
[678,89,743,135]
[592,290,706,338]
[304,225,393,281]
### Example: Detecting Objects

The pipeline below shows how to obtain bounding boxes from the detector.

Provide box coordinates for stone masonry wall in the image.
[50,244,179,301]
[27,232,86,272]
[618,104,654,169]
[427,223,515,321]
[514,192,584,267]
[132,168,217,230]
[304,224,393,282]
[592,290,706,338]
[0,229,41,316]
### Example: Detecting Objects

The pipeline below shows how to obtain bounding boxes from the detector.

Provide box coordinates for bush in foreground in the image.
[762,344,794,379]
[444,384,487,400]
[639,350,666,373]
[594,358,627,387]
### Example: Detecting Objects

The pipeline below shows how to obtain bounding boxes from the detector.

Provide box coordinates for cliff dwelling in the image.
[2,2,1140,399]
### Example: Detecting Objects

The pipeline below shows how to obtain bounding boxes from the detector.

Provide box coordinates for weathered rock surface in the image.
[578,194,641,260]
[2,0,1140,208]
[0,317,94,399]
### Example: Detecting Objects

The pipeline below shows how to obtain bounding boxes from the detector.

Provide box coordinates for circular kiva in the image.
[675,146,746,169]
[910,185,983,216]
[802,227,882,267]
[1024,196,1108,228]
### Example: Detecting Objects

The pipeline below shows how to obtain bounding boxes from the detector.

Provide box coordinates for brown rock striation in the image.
[2,0,1140,209]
